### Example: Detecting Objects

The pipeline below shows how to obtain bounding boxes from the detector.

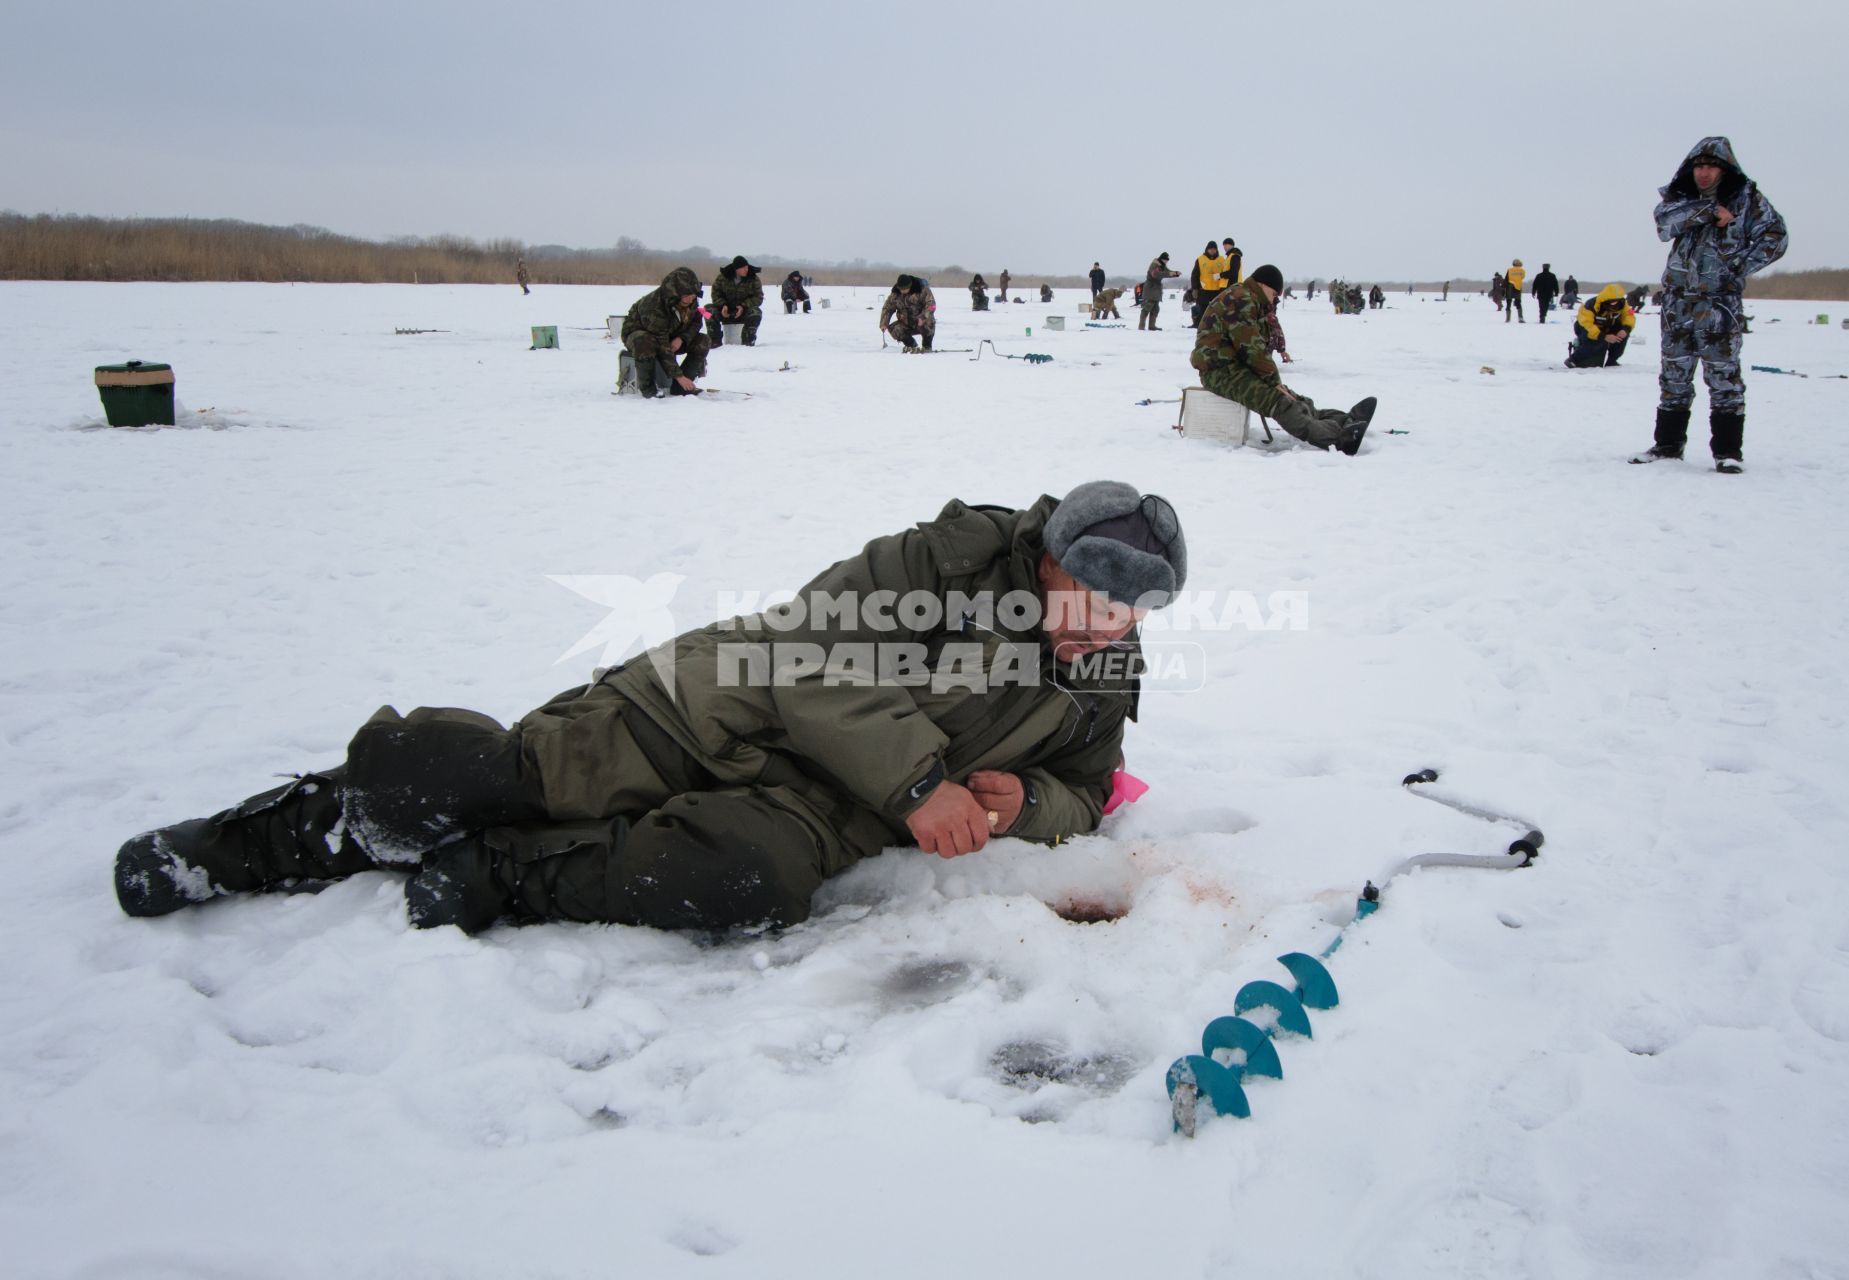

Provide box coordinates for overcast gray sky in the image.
[5,0,1843,281]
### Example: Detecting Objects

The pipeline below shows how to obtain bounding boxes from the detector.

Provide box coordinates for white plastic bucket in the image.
[819,298,832,309]
[723,322,744,345]
[1045,316,1065,331]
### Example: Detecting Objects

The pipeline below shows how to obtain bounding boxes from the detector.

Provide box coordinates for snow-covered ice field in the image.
[3,279,1848,1278]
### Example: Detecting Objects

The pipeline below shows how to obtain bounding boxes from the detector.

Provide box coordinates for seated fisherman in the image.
[1191,264,1377,455]
[621,267,709,397]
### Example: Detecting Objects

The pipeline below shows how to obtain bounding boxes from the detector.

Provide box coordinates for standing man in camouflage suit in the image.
[708,255,764,347]
[880,274,937,351]
[1631,137,1787,473]
[1191,264,1376,455]
[1140,252,1180,330]
[621,267,709,397]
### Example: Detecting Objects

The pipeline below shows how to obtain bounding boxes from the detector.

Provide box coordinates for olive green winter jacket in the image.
[605,496,1138,847]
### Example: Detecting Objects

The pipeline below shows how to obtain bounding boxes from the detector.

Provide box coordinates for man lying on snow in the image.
[115,482,1186,935]
[1191,264,1377,455]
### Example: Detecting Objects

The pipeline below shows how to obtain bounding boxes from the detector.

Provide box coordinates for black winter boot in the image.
[405,815,639,933]
[1632,407,1689,463]
[115,770,369,917]
[634,358,662,398]
[404,834,512,933]
[1654,405,1691,454]
[1711,410,1745,467]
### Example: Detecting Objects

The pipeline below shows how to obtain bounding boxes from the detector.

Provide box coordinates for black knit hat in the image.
[1250,264,1284,293]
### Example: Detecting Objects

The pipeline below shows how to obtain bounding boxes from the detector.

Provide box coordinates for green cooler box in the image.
[95,361,175,426]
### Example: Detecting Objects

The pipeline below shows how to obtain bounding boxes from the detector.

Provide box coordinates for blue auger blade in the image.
[1200,1016,1283,1080]
[1167,1055,1250,1134]
[1233,981,1314,1037]
[1278,953,1340,1010]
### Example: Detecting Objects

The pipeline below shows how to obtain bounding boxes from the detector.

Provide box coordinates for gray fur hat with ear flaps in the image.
[1043,481,1187,608]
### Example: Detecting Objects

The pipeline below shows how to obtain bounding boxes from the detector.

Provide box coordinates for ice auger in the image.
[970,340,1053,364]
[1165,768,1544,1137]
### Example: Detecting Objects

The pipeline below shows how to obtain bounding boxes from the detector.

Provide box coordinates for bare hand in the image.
[1280,351,1294,363]
[905,781,991,858]
[1605,333,1623,343]
[967,770,1025,835]
[670,337,683,353]
[878,322,889,333]
[1713,205,1735,228]
[1278,386,1298,403]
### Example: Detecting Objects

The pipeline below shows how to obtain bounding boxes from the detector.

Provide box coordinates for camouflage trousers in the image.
[626,330,710,379]
[888,314,935,347]
[1198,369,1349,447]
[1658,289,1745,414]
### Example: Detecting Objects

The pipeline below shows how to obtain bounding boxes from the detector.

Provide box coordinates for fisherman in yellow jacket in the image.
[1504,258,1526,323]
[1565,285,1636,368]
[1189,239,1232,328]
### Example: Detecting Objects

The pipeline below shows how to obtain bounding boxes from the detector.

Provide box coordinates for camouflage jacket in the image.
[712,266,764,313]
[621,267,704,346]
[780,276,808,303]
[881,281,936,327]
[1094,287,1124,308]
[1656,136,1787,298]
[1190,279,1280,386]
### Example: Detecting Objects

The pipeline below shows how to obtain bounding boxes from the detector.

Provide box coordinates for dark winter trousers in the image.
[707,306,761,346]
[1567,333,1628,368]
[1505,291,1524,321]
[159,684,881,933]
[344,685,880,931]
[1536,294,1555,323]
